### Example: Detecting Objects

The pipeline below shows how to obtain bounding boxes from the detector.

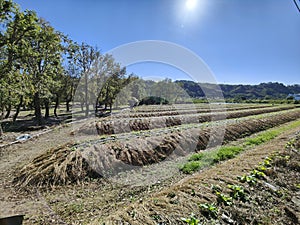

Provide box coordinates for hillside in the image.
[175,81,300,100]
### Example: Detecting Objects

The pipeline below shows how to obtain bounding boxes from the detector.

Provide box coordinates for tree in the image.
[73,43,100,116]
[19,18,64,124]
[97,64,131,112]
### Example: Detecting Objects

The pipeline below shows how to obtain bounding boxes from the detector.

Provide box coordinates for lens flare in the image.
[185,0,197,10]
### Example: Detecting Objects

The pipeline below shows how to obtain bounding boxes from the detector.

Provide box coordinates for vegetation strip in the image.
[180,119,300,174]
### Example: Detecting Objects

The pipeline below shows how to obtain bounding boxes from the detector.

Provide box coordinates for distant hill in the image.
[175,81,300,100]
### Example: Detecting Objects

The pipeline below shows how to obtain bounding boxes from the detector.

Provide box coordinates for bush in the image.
[138,96,169,105]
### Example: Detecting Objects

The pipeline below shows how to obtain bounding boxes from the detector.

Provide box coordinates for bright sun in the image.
[185,0,197,11]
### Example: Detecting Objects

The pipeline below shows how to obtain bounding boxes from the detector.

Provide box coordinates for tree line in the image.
[0,0,192,135]
[175,81,300,101]
[0,0,138,134]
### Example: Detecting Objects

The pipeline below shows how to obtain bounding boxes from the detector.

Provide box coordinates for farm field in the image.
[0,103,299,224]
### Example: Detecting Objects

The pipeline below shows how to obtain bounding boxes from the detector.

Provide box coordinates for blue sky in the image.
[14,0,300,85]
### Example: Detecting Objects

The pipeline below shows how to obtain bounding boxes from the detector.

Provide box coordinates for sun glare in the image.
[185,0,197,11]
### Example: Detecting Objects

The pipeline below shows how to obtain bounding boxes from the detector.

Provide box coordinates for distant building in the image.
[287,94,300,101]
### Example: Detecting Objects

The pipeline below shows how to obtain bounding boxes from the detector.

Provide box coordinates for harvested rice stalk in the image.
[14,143,101,188]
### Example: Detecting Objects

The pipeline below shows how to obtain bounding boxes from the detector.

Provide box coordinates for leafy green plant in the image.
[244,130,278,146]
[227,184,248,202]
[250,169,266,179]
[180,161,202,174]
[216,192,233,206]
[181,213,201,225]
[188,152,205,161]
[237,174,257,185]
[213,146,243,163]
[256,164,267,172]
[199,203,218,218]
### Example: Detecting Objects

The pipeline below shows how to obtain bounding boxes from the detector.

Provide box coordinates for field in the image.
[0,103,300,224]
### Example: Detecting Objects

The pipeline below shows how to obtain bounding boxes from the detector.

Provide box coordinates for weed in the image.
[181,213,201,225]
[199,203,218,218]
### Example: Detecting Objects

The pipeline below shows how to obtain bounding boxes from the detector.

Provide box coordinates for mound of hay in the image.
[14,143,101,188]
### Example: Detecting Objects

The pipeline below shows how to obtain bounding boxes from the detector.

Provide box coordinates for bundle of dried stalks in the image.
[14,143,101,188]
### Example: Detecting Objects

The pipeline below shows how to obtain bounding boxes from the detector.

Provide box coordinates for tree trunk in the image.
[44,100,50,119]
[80,101,84,112]
[66,99,71,112]
[85,72,89,117]
[54,95,59,118]
[4,104,11,119]
[0,123,3,137]
[13,95,23,122]
[109,103,112,113]
[34,92,43,125]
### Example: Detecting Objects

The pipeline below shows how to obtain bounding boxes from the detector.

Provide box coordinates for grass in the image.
[180,119,300,174]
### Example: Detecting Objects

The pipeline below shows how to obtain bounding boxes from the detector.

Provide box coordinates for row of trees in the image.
[0,0,208,135]
[0,0,137,134]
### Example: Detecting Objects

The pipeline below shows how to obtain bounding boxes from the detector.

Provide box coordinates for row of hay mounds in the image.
[132,103,268,113]
[112,104,273,119]
[86,109,300,174]
[14,143,101,188]
[15,109,300,188]
[93,105,294,135]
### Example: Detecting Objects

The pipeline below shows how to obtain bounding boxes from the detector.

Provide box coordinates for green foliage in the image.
[138,96,169,105]
[227,184,248,202]
[188,152,204,161]
[180,161,202,174]
[213,146,244,162]
[199,203,218,218]
[181,213,201,225]
[237,174,257,185]
[216,192,233,206]
[250,169,266,179]
[244,131,279,146]
[176,80,300,100]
